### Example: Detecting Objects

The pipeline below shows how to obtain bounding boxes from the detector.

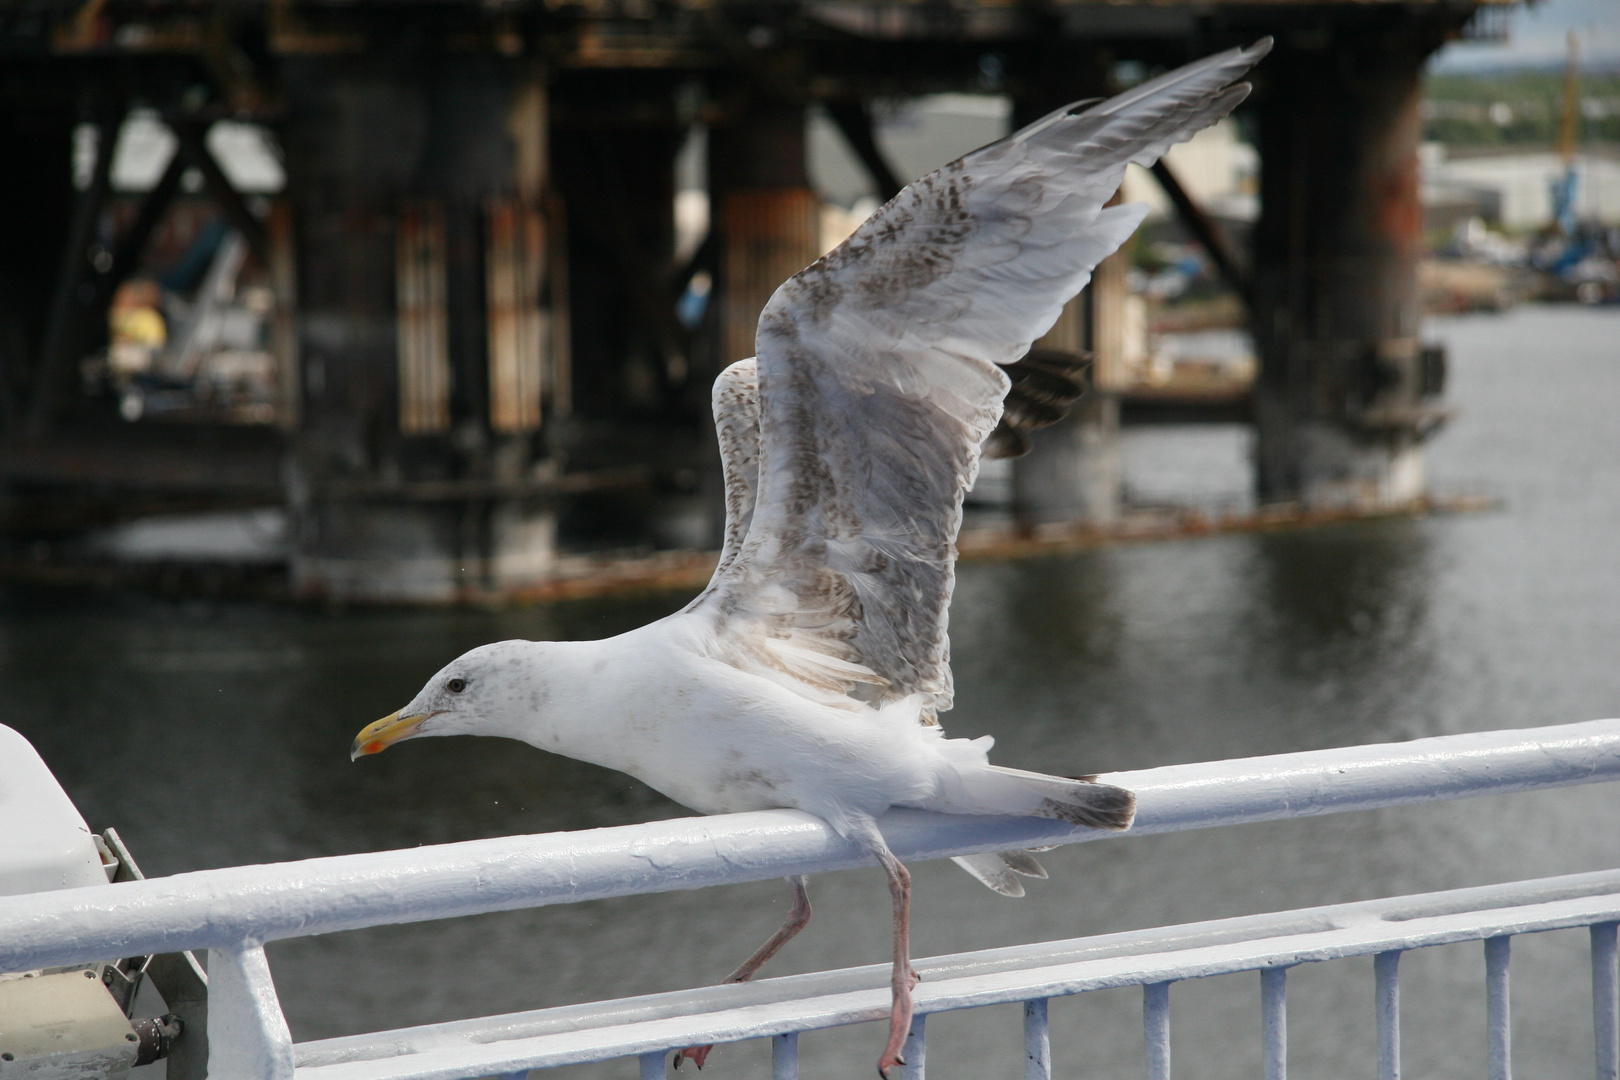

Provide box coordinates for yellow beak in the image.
[351,710,428,760]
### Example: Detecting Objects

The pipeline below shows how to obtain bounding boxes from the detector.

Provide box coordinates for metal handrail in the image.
[4,718,1620,1080]
[290,868,1620,1080]
[5,718,1619,972]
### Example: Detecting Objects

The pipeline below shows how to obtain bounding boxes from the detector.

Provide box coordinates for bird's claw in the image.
[876,1052,906,1077]
[673,1045,714,1071]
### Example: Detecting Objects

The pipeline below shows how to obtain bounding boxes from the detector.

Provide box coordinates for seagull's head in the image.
[350,640,546,760]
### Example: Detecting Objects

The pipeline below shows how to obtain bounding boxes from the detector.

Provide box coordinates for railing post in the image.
[1486,936,1511,1080]
[772,1032,799,1080]
[901,1013,927,1080]
[206,943,294,1080]
[639,1051,663,1080]
[1144,982,1171,1080]
[1024,998,1051,1080]
[1261,966,1287,1080]
[1375,951,1401,1080]
[1595,922,1619,1080]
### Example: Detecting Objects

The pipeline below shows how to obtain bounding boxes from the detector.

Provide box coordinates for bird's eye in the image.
[446,678,467,693]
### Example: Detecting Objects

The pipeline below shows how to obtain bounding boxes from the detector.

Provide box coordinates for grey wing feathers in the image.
[694,40,1271,718]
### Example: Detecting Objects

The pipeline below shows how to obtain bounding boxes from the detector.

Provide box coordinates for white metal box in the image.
[0,725,109,897]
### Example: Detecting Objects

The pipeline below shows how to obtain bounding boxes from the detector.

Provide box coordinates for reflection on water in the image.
[4,307,1619,1080]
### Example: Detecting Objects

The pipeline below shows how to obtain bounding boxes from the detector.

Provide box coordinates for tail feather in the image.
[995,848,1050,878]
[926,761,1134,894]
[951,852,1025,896]
[931,763,1136,831]
[950,848,1051,896]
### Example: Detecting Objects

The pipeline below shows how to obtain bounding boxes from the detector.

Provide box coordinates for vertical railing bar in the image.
[497,1072,528,1080]
[1375,950,1401,1080]
[1144,981,1171,1080]
[1024,998,1051,1080]
[1261,966,1288,1080]
[639,1050,664,1080]
[901,1012,927,1080]
[772,1032,799,1080]
[207,942,295,1080]
[1486,935,1512,1080]
[1595,922,1620,1080]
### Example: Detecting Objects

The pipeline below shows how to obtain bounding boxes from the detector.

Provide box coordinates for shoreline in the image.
[0,493,1496,609]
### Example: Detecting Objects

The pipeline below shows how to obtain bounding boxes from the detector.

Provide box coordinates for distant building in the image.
[1422,143,1620,230]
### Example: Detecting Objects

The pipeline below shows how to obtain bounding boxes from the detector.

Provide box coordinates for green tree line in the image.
[1425,68,1620,147]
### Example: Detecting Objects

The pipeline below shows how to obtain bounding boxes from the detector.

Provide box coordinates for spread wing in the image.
[687,40,1272,718]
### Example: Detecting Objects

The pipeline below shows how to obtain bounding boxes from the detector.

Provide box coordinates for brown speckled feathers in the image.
[688,40,1271,721]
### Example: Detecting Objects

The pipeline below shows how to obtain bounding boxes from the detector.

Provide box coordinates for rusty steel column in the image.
[1012,248,1126,529]
[696,96,821,548]
[282,56,559,601]
[0,101,77,436]
[1252,30,1446,508]
[550,97,684,419]
[709,99,821,373]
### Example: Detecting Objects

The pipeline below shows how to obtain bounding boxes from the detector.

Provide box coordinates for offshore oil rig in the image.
[0,0,1497,601]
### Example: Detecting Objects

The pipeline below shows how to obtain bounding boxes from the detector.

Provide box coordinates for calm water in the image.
[5,305,1619,1079]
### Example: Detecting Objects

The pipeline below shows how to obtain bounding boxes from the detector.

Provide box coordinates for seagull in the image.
[353,39,1270,1076]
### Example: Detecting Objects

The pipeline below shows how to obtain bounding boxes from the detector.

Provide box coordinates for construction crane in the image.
[1551,30,1580,238]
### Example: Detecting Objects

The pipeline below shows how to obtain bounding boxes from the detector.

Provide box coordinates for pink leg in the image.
[673,876,812,1070]
[723,874,813,983]
[837,817,918,1077]
[869,845,917,1078]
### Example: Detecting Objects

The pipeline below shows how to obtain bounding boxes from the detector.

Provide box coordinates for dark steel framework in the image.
[0,0,1492,597]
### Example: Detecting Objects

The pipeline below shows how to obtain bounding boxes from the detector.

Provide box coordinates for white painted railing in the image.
[4,718,1620,1080]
